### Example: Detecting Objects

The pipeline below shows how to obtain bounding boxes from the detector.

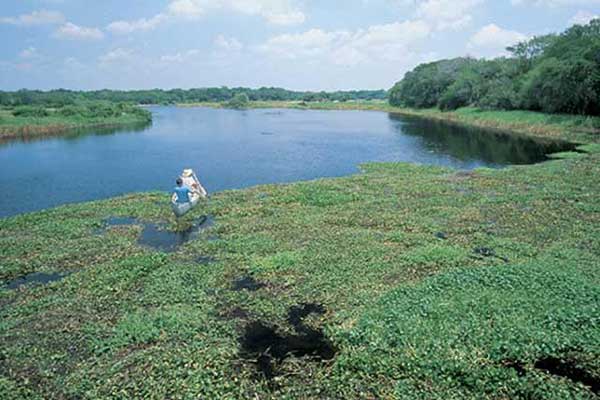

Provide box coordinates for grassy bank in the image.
[180,100,600,143]
[0,102,152,141]
[1,109,599,398]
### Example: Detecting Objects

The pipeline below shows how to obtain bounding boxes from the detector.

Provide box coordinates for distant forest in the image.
[389,19,600,116]
[0,87,387,106]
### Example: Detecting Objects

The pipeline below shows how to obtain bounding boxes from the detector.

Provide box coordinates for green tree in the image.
[226,93,250,109]
[389,18,600,116]
[521,57,599,114]
[389,58,476,108]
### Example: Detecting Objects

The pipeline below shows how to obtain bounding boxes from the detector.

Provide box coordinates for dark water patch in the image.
[241,322,281,379]
[435,232,448,240]
[232,276,266,292]
[502,360,527,377]
[473,247,509,262]
[500,356,598,394]
[474,247,496,257]
[287,303,326,331]
[4,272,70,290]
[239,303,336,380]
[221,307,249,320]
[103,215,214,252]
[534,357,599,394]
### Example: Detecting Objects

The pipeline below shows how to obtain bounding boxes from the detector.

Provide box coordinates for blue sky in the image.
[1,0,598,91]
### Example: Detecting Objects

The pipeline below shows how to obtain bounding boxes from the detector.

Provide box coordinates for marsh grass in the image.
[0,103,152,141]
[0,111,599,398]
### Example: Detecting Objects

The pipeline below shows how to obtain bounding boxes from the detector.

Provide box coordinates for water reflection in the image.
[3,271,71,290]
[103,215,214,252]
[389,114,577,166]
[0,121,151,148]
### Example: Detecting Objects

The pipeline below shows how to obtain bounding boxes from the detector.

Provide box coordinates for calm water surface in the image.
[0,106,573,218]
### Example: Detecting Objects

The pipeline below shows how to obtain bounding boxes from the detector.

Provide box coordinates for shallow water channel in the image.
[0,106,576,217]
[103,215,215,253]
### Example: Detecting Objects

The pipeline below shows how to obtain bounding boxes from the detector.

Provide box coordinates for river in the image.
[0,106,574,217]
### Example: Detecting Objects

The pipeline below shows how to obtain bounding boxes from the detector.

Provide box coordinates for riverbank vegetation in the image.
[0,101,152,141]
[390,19,600,116]
[0,87,387,107]
[1,107,599,398]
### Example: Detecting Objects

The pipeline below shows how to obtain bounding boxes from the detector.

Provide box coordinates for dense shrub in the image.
[11,106,49,118]
[438,70,481,111]
[8,102,151,122]
[58,105,87,117]
[521,58,598,114]
[226,93,250,109]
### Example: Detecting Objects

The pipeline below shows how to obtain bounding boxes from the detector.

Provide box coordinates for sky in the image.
[0,0,598,91]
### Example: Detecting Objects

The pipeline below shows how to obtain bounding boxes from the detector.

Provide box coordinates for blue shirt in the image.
[173,186,191,203]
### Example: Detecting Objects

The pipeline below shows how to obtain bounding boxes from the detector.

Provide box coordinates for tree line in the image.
[389,19,600,116]
[0,87,387,107]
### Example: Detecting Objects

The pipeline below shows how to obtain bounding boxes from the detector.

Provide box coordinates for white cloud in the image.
[258,29,351,60]
[99,48,133,64]
[107,14,167,34]
[0,9,65,26]
[467,24,528,57]
[263,10,305,25]
[415,0,483,31]
[214,35,244,51]
[106,0,305,37]
[54,22,104,40]
[168,0,206,17]
[106,0,306,34]
[167,0,305,25]
[160,49,200,63]
[258,20,431,66]
[511,0,600,6]
[569,10,599,25]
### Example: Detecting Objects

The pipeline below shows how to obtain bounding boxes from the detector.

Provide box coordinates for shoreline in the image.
[0,103,153,142]
[0,119,152,143]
